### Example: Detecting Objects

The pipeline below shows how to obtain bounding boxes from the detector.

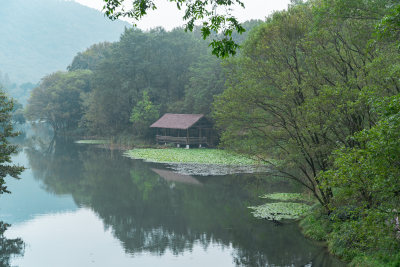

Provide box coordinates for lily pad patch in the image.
[249,202,311,221]
[260,193,310,202]
[249,192,313,221]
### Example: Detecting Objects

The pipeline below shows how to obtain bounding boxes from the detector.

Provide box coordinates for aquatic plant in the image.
[260,193,310,202]
[249,202,311,221]
[249,193,313,221]
[167,162,270,176]
[125,148,266,166]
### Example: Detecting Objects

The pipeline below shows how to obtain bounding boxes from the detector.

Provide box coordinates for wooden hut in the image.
[150,113,213,148]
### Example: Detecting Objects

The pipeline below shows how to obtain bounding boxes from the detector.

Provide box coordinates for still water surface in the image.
[0,141,344,266]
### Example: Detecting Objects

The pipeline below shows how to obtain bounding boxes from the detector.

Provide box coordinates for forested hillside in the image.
[0,0,128,85]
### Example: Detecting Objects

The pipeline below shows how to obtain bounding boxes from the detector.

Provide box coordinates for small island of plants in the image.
[125,148,265,166]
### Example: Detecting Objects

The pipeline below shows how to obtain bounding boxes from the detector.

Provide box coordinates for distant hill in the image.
[0,0,129,85]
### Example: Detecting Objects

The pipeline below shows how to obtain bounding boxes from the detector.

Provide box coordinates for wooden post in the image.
[186,128,189,149]
[164,128,167,146]
[199,127,202,145]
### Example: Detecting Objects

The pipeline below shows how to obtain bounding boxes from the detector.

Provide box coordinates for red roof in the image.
[150,113,204,130]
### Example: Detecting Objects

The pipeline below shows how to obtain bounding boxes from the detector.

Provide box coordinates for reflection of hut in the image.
[151,169,202,186]
[150,114,213,148]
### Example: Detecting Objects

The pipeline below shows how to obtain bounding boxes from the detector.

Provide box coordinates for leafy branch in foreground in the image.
[102,0,246,57]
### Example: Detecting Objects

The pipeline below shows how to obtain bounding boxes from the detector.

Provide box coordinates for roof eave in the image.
[150,126,189,130]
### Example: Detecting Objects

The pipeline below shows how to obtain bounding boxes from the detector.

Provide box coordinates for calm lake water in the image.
[0,140,344,266]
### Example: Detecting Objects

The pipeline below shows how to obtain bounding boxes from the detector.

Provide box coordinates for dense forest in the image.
[23,0,400,265]
[25,20,260,138]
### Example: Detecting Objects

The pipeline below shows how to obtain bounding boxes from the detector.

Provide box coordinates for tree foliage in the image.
[26,22,261,139]
[317,95,400,263]
[130,91,159,137]
[0,89,24,194]
[26,70,92,134]
[80,28,217,136]
[213,0,400,264]
[68,42,113,72]
[183,54,225,115]
[214,0,399,209]
[11,100,25,125]
[377,3,400,47]
[102,0,246,57]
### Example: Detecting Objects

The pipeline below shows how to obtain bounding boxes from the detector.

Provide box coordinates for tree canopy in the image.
[26,70,92,135]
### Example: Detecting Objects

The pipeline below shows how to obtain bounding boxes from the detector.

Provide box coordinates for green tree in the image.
[102,0,246,57]
[377,3,400,46]
[0,89,25,194]
[316,95,400,264]
[11,100,26,125]
[183,54,225,115]
[214,0,399,208]
[130,91,159,137]
[26,70,92,135]
[215,3,334,207]
[82,28,206,136]
[68,42,113,71]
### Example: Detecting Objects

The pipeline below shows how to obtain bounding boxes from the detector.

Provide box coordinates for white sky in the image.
[73,0,291,31]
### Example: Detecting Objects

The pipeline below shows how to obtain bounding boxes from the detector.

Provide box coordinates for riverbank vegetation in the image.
[22,0,400,264]
[213,0,400,265]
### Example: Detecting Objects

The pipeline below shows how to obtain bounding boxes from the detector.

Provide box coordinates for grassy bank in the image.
[125,148,265,165]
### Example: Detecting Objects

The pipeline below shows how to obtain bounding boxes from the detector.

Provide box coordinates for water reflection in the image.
[0,221,24,266]
[16,139,343,266]
[151,169,202,185]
